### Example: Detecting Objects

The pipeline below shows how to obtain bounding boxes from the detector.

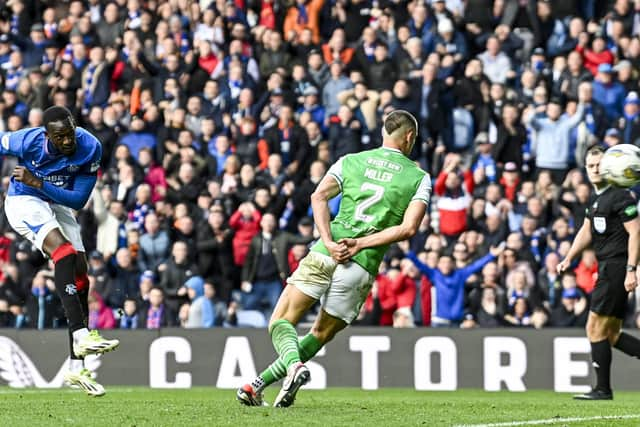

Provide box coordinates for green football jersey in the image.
[312,146,431,275]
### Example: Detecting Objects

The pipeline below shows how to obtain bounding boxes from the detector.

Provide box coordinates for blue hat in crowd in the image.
[598,63,613,74]
[140,270,155,284]
[625,91,640,106]
[562,288,580,299]
[605,128,621,138]
[185,276,205,298]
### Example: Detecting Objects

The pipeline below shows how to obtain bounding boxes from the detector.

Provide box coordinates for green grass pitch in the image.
[0,387,639,426]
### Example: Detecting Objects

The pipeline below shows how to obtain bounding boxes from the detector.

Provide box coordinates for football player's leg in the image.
[613,324,640,358]
[239,252,334,406]
[52,205,118,357]
[67,252,89,367]
[42,229,89,345]
[268,285,316,373]
[273,261,371,408]
[575,312,615,400]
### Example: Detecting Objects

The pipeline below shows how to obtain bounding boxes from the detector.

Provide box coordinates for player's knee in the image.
[43,229,69,257]
[586,318,608,341]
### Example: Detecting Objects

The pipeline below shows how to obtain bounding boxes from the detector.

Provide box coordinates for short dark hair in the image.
[585,143,604,162]
[383,110,418,138]
[43,106,73,127]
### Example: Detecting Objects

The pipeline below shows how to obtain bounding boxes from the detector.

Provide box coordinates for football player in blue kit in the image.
[1,106,119,396]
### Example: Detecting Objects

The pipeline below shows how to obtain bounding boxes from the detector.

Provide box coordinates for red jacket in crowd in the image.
[434,169,474,237]
[394,272,432,327]
[575,260,598,294]
[229,209,262,266]
[576,45,614,76]
[144,163,168,203]
[364,272,432,326]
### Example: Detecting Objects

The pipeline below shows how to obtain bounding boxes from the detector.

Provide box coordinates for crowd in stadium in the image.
[0,0,637,330]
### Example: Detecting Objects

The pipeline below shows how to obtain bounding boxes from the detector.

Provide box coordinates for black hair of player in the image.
[43,106,77,156]
[43,105,74,127]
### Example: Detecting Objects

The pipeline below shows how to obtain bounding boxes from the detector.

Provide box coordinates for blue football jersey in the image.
[0,126,102,209]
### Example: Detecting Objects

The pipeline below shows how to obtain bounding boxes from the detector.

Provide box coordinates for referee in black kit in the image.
[558,145,640,400]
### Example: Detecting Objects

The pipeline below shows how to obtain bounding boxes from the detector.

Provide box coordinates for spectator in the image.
[257,104,310,179]
[139,287,176,328]
[229,201,261,267]
[184,276,215,328]
[329,105,362,162]
[107,248,141,309]
[25,271,62,329]
[241,213,312,318]
[617,92,640,145]
[434,154,474,242]
[592,63,626,122]
[549,287,588,327]
[400,242,504,327]
[138,212,170,274]
[119,298,140,329]
[477,36,512,84]
[158,241,198,307]
[574,248,598,294]
[526,97,584,184]
[463,287,505,328]
[322,61,353,118]
[87,291,116,330]
[196,207,235,301]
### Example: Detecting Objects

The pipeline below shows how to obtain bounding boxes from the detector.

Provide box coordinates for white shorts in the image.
[287,251,374,324]
[5,195,85,253]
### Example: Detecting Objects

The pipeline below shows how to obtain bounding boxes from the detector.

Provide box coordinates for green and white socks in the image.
[251,328,323,393]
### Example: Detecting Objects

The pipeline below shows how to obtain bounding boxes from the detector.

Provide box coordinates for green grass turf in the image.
[0,387,639,427]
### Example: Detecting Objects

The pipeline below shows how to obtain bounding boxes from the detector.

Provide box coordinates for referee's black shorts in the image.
[590,258,628,319]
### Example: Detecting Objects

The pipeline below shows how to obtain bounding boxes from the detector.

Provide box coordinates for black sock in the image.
[78,288,89,325]
[68,288,89,359]
[591,339,612,392]
[614,332,640,358]
[54,253,84,332]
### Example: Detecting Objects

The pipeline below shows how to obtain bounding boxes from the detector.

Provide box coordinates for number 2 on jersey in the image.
[354,182,384,223]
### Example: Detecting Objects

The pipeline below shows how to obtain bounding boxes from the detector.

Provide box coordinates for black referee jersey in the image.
[586,186,638,260]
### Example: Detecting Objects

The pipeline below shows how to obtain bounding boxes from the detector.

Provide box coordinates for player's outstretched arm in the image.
[623,217,640,291]
[14,166,97,211]
[310,174,348,262]
[557,218,592,273]
[341,200,427,257]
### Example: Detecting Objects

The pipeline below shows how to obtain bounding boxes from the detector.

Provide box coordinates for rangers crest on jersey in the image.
[593,216,607,233]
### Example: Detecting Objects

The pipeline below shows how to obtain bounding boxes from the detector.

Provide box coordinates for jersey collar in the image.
[381,146,402,154]
[594,184,611,195]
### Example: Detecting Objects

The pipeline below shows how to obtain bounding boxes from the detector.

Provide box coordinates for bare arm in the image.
[624,217,640,291]
[340,201,427,256]
[557,218,592,273]
[310,174,348,262]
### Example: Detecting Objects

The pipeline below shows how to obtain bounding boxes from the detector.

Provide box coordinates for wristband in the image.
[627,265,637,272]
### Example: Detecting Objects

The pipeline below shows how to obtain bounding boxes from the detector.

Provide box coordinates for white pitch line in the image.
[454,414,640,427]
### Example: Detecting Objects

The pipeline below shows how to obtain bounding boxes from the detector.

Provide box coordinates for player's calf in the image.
[51,242,86,335]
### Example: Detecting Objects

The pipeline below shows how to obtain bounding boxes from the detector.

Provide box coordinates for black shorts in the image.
[590,258,628,319]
